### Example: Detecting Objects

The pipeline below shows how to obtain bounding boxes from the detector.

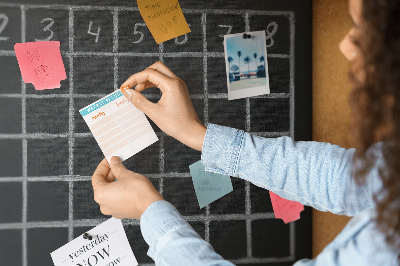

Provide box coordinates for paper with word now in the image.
[269,191,304,224]
[51,218,137,266]
[80,90,158,163]
[189,161,233,209]
[14,41,66,90]
[137,0,191,44]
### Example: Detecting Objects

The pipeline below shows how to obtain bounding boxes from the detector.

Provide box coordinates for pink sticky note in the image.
[14,41,67,90]
[269,191,304,224]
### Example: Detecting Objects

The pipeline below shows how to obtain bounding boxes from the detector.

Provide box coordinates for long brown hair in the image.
[350,0,400,252]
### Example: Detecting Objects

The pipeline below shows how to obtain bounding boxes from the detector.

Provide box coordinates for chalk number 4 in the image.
[0,14,10,41]
[88,20,101,43]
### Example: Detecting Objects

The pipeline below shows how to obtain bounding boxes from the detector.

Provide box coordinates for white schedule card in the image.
[79,90,158,162]
[51,218,138,266]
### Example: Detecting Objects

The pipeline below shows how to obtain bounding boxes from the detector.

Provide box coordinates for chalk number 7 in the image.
[0,14,10,41]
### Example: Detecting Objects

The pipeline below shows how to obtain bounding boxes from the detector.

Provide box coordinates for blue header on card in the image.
[80,91,123,117]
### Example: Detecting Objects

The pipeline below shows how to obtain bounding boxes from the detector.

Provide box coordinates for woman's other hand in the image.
[91,157,164,220]
[120,61,206,152]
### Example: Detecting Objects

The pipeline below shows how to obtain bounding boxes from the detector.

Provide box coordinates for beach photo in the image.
[224,30,270,100]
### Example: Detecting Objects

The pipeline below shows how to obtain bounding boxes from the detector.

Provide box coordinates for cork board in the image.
[312,0,353,258]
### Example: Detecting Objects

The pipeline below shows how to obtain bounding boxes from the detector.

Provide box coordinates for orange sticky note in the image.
[14,41,67,90]
[137,0,191,44]
[269,191,304,224]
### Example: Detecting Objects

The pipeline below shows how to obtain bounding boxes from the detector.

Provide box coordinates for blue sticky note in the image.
[189,160,233,208]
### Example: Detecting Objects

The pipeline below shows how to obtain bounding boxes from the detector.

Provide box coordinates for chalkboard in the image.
[0,0,312,265]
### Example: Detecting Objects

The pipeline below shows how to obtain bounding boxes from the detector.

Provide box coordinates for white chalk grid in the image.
[0,3,306,266]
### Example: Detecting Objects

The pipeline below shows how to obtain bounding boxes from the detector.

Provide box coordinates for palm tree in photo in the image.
[253,53,258,73]
[244,56,251,78]
[231,64,239,73]
[237,51,242,76]
[227,56,234,73]
[260,55,265,71]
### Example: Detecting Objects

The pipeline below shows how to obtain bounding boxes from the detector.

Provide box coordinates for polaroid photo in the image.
[224,30,270,100]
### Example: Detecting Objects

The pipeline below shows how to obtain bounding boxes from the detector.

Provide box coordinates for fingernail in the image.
[124,89,133,100]
[120,85,130,92]
[110,156,122,165]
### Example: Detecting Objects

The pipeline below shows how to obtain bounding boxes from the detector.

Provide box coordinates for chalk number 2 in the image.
[0,14,10,41]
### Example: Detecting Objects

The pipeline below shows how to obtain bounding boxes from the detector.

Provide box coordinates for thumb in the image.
[109,156,129,178]
[122,89,155,115]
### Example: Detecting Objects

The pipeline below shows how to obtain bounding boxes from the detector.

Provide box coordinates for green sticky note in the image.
[189,160,233,209]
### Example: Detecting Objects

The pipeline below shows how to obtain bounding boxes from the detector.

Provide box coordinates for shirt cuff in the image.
[201,123,245,176]
[140,200,190,259]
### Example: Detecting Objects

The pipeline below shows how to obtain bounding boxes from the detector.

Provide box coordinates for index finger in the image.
[92,158,111,189]
[146,61,179,79]
[120,68,175,94]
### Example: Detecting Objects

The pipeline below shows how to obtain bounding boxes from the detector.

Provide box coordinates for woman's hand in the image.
[120,61,206,152]
[91,157,164,220]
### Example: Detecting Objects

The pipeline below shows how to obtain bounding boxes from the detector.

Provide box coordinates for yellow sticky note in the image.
[137,0,191,44]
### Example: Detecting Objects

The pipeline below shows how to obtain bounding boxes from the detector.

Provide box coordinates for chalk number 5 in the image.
[132,23,146,44]
[35,18,54,41]
[0,14,10,41]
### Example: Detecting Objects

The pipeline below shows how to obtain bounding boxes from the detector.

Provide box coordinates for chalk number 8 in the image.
[35,18,54,41]
[266,22,278,48]
[0,14,10,41]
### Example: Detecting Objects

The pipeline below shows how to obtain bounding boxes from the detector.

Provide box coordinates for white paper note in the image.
[51,218,138,266]
[79,90,158,162]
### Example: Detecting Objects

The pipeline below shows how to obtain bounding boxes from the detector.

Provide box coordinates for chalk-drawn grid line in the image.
[0,92,290,99]
[67,6,74,243]
[0,131,289,141]
[19,5,28,266]
[201,12,211,243]
[289,12,296,256]
[244,11,253,258]
[3,160,303,180]
[0,50,290,59]
[0,212,277,229]
[0,3,297,265]
[0,2,293,17]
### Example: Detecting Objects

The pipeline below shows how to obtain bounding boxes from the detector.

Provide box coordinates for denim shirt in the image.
[140,124,399,265]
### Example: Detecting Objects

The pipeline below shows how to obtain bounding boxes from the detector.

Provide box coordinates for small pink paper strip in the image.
[269,191,304,224]
[14,41,67,90]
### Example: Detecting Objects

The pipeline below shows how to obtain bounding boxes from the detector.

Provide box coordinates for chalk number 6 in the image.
[35,18,54,41]
[0,14,10,41]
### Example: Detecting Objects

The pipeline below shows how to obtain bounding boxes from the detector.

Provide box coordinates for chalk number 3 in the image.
[0,14,10,41]
[35,18,54,41]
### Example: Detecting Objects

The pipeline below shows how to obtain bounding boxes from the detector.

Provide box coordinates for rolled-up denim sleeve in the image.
[201,124,383,216]
[140,200,234,265]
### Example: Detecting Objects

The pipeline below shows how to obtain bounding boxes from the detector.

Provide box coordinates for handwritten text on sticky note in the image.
[189,161,233,209]
[269,191,304,224]
[14,41,67,90]
[137,0,191,44]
